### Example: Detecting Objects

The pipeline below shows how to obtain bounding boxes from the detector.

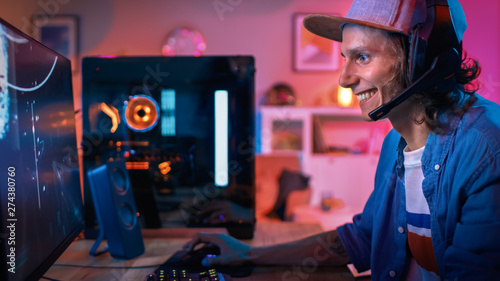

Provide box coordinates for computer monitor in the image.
[0,18,84,281]
[81,56,255,239]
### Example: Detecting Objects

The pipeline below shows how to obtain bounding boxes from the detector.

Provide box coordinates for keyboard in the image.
[145,248,253,280]
[145,266,230,281]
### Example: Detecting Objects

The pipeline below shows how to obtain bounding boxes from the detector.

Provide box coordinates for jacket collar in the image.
[395,90,470,177]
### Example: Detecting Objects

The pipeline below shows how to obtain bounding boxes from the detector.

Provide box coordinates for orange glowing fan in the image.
[124,95,159,132]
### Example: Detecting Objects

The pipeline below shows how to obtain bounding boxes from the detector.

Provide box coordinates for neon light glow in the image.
[214,90,228,187]
[100,102,120,133]
[124,95,159,132]
[161,89,176,136]
[158,161,172,175]
[338,86,353,107]
[116,141,149,147]
[125,162,150,170]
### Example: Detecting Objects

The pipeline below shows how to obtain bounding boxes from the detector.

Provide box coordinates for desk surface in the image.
[43,221,365,281]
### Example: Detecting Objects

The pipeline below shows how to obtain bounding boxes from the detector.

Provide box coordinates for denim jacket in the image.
[337,94,500,281]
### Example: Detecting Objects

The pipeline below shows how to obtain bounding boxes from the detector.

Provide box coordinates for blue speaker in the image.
[87,161,145,259]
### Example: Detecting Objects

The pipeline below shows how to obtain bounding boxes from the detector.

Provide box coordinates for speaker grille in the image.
[119,203,136,229]
[110,167,128,194]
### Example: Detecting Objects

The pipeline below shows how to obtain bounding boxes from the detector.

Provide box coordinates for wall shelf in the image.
[257,106,392,222]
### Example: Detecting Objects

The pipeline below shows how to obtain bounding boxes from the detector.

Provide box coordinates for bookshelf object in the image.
[258,106,392,227]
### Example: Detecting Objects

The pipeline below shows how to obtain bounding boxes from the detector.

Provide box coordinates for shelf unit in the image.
[257,106,392,225]
[259,106,365,155]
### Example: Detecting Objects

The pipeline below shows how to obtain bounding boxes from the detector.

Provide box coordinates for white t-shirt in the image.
[404,146,440,281]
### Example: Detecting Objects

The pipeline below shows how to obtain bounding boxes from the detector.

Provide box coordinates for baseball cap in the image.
[303,0,467,43]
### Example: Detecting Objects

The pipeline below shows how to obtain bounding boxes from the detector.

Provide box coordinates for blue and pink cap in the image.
[303,0,467,44]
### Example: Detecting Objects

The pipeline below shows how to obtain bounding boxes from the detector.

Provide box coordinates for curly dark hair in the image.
[387,33,481,133]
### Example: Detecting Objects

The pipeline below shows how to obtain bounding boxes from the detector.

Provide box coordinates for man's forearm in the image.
[246,229,350,266]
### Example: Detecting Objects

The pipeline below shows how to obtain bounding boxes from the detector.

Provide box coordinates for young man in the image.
[184,0,500,279]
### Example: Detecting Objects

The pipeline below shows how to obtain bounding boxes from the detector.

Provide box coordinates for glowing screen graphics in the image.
[0,20,83,281]
[0,26,6,139]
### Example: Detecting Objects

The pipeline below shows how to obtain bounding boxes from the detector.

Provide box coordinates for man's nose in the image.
[338,59,358,89]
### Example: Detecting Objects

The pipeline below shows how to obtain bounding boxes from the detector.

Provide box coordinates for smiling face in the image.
[339,24,405,121]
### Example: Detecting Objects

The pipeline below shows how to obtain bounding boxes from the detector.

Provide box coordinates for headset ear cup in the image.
[370,2,462,120]
[409,5,461,89]
[408,25,428,83]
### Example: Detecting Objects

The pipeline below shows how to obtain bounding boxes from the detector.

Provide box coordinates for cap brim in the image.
[303,14,405,42]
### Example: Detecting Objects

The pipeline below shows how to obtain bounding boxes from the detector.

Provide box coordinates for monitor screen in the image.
[0,18,84,281]
[81,56,255,238]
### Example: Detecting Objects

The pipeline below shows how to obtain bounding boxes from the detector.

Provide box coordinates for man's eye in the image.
[357,54,369,63]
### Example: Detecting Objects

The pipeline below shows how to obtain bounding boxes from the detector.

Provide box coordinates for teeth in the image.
[357,91,375,102]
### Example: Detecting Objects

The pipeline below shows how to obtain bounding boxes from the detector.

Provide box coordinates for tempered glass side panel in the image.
[81,56,255,238]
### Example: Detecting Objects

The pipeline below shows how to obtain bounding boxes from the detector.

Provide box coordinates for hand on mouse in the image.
[183,233,251,267]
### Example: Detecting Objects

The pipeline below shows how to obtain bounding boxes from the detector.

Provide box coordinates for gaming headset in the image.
[368,0,462,121]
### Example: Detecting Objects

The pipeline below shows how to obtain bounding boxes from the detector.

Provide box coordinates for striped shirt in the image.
[404,146,439,281]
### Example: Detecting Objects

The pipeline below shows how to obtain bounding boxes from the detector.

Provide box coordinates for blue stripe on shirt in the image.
[407,212,430,229]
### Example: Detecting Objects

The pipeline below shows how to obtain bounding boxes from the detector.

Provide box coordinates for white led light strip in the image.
[214,90,228,187]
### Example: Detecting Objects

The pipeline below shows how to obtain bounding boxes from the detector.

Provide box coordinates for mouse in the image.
[167,243,254,277]
[179,243,221,267]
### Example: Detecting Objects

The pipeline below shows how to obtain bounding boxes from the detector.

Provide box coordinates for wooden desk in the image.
[43,221,366,281]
